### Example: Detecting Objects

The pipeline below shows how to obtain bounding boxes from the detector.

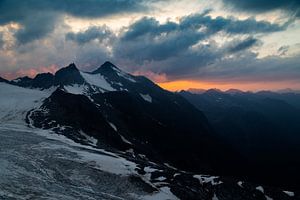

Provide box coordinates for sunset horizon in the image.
[2,61,300,92]
[1,1,300,199]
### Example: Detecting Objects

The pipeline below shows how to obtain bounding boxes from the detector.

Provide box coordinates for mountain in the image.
[179,89,300,189]
[186,88,207,94]
[225,88,244,94]
[10,63,83,89]
[26,62,240,174]
[277,88,300,94]
[1,63,299,199]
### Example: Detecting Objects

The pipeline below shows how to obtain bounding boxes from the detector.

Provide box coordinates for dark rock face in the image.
[31,73,54,88]
[54,63,84,86]
[11,76,33,87]
[10,63,85,89]
[29,89,128,150]
[0,76,9,83]
[92,91,224,172]
[179,90,300,189]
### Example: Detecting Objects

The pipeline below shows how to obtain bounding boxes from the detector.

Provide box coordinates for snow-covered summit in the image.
[8,62,145,95]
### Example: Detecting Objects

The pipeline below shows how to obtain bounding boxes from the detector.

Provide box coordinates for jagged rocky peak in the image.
[55,63,79,74]
[92,61,120,74]
[54,63,84,86]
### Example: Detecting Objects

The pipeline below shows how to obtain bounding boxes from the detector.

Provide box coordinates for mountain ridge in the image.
[0,62,299,199]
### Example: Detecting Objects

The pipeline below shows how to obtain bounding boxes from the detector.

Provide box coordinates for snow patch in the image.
[265,195,273,200]
[79,130,98,146]
[80,71,116,92]
[237,181,243,188]
[12,78,21,83]
[256,186,264,193]
[283,191,294,197]
[155,176,166,181]
[212,193,219,200]
[140,94,152,103]
[64,84,87,95]
[144,167,160,173]
[108,122,117,131]
[193,175,223,185]
[120,135,132,145]
[116,71,136,83]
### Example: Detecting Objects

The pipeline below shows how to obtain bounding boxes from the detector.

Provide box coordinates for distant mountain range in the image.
[0,62,299,199]
[186,88,300,95]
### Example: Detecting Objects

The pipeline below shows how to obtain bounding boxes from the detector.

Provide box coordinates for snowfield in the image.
[0,83,51,125]
[80,71,116,92]
[0,82,179,199]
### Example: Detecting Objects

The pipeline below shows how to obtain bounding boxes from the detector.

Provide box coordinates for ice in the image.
[140,94,152,103]
[0,124,154,199]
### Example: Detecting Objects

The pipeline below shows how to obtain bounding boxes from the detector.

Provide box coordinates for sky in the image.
[0,0,300,91]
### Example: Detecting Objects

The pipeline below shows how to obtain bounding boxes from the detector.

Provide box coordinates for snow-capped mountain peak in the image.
[9,62,141,94]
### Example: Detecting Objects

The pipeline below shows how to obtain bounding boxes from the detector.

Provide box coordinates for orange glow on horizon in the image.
[157,80,300,92]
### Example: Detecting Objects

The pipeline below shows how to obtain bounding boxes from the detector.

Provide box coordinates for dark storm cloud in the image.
[222,0,300,17]
[13,12,59,45]
[66,26,116,44]
[107,12,296,82]
[180,13,288,34]
[227,37,260,53]
[0,0,151,44]
[121,17,178,41]
[121,12,285,41]
[112,12,287,65]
